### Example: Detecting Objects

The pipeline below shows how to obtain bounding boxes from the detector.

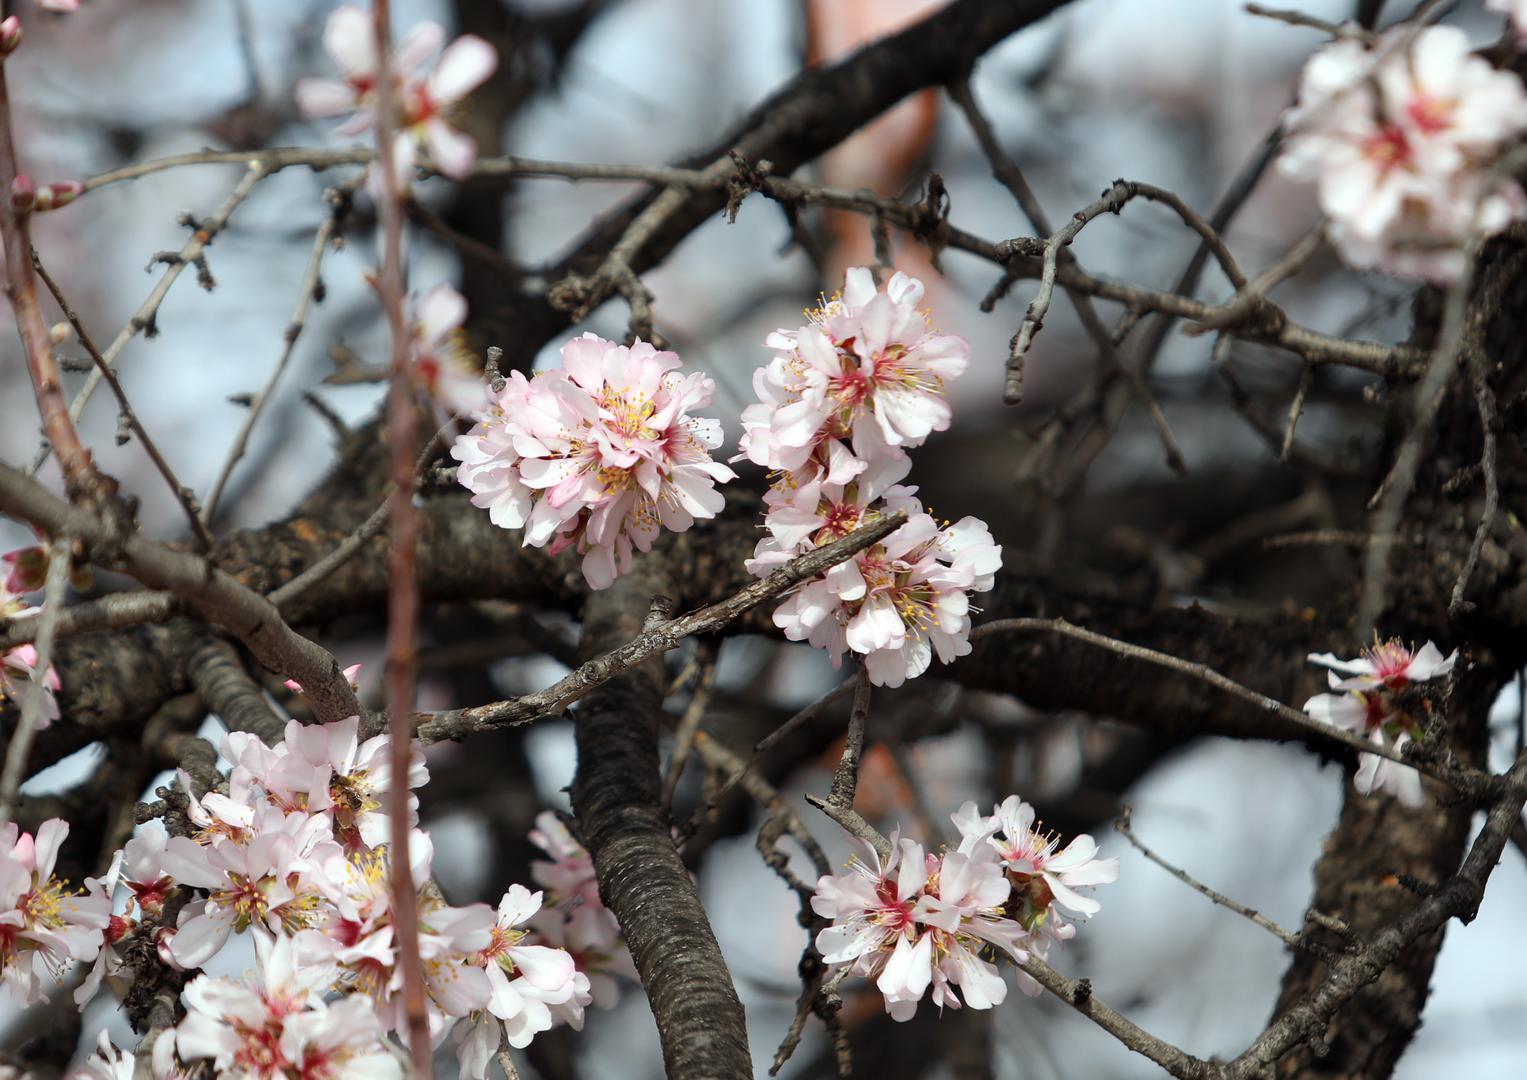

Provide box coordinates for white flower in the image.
[0,819,110,1006]
[953,797,1118,927]
[173,933,402,1080]
[452,334,735,589]
[1303,639,1447,806]
[739,268,969,479]
[1278,26,1527,281]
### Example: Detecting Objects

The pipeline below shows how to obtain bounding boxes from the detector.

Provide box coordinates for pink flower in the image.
[955,797,1119,923]
[158,816,337,968]
[71,1030,136,1080]
[452,884,586,1069]
[296,7,497,181]
[1303,639,1450,807]
[769,493,1001,687]
[173,933,401,1080]
[811,834,1027,1021]
[1308,638,1457,691]
[0,819,110,1006]
[739,268,969,480]
[2,547,46,593]
[227,715,427,852]
[452,333,735,589]
[408,284,487,416]
[2,642,63,730]
[1278,26,1527,281]
[400,34,497,178]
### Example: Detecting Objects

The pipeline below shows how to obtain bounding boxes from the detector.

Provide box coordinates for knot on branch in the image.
[725,150,772,222]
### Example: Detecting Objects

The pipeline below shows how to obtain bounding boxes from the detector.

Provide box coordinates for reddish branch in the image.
[0,48,94,489]
[368,2,432,1075]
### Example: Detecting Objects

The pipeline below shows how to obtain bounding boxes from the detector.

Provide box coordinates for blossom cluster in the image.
[738,268,1000,686]
[453,332,736,590]
[3,715,633,1080]
[1303,638,1456,807]
[296,6,498,187]
[1278,25,1527,281]
[812,795,1116,1021]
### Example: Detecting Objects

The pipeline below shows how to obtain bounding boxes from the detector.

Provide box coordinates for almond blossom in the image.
[453,884,589,1076]
[1278,25,1527,281]
[171,933,401,1080]
[407,284,486,416]
[295,6,497,183]
[224,716,427,852]
[769,492,1001,687]
[738,267,969,482]
[159,818,337,969]
[1,640,62,729]
[452,333,735,589]
[811,834,1027,1021]
[1303,638,1454,807]
[0,819,110,1006]
[953,796,1119,925]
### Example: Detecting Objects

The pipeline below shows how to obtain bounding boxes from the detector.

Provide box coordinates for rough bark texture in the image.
[1264,231,1527,1078]
[570,569,751,1080]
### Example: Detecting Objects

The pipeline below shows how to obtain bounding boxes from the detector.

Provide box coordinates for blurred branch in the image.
[34,163,271,477]
[31,251,215,550]
[204,179,357,526]
[0,462,363,725]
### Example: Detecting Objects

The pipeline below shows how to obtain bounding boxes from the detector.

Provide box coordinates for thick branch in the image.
[569,571,751,1079]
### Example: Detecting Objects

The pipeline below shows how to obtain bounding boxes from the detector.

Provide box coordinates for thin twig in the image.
[1002,178,1246,406]
[0,66,95,489]
[204,180,355,525]
[1448,347,1499,616]
[1116,806,1299,947]
[408,511,907,743]
[827,668,873,810]
[1244,3,1374,39]
[660,642,719,811]
[949,81,1184,472]
[31,252,215,550]
[0,537,71,823]
[969,617,1494,796]
[1355,237,1479,637]
[682,675,858,837]
[32,163,271,477]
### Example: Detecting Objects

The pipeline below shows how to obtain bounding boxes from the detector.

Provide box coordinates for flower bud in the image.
[33,180,82,212]
[9,173,34,211]
[0,16,22,57]
[2,547,47,593]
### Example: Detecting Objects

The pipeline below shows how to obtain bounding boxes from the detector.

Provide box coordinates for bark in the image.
[570,568,751,1079]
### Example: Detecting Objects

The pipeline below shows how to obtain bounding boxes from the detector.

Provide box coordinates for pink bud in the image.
[10,173,34,211]
[33,180,82,212]
[0,16,22,57]
[2,547,48,593]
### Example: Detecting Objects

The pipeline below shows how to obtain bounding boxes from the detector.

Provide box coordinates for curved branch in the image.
[569,571,751,1078]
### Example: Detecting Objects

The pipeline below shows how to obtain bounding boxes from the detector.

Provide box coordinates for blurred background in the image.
[2,0,1524,1076]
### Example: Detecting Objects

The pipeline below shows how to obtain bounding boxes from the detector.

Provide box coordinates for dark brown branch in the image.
[570,571,751,1079]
